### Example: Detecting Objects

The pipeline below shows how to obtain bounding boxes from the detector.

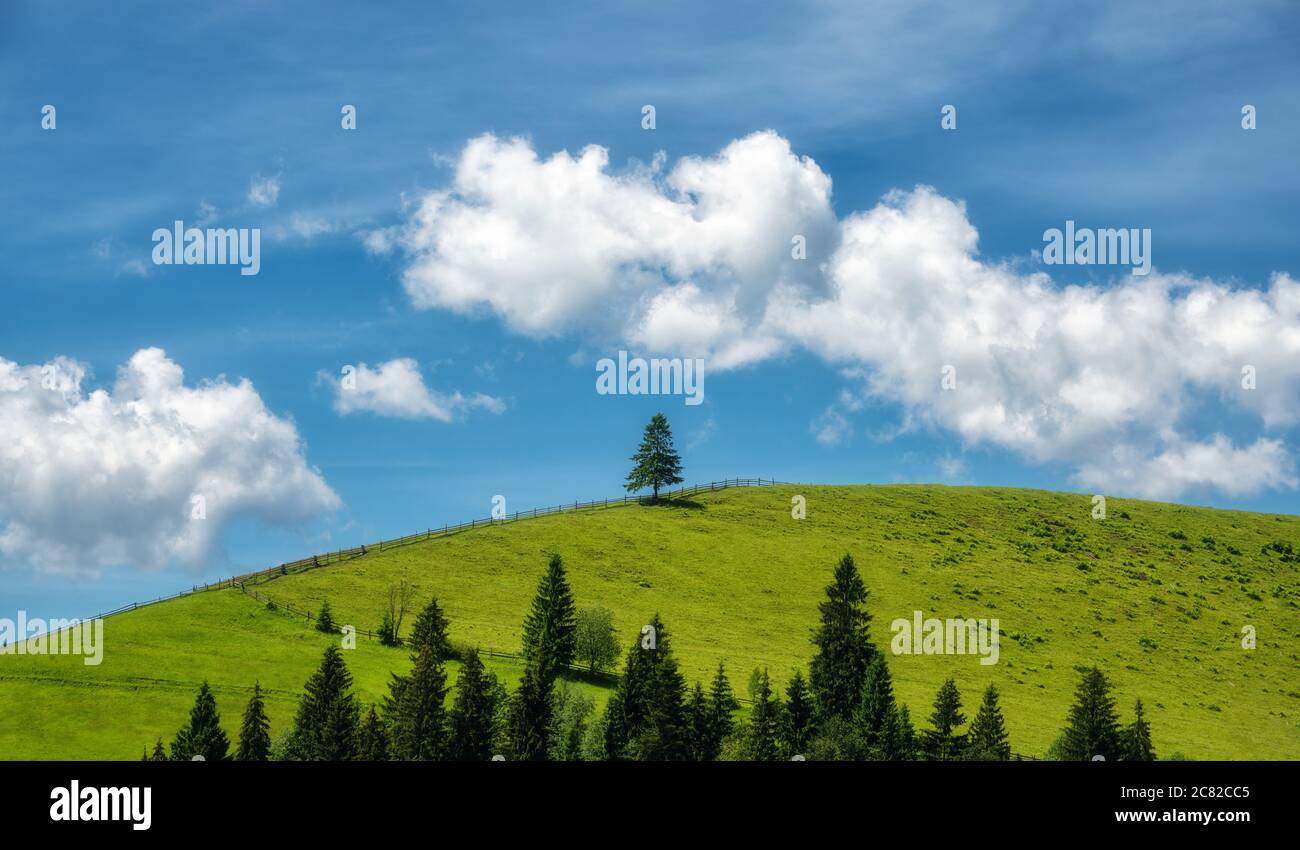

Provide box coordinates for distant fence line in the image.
[74,478,789,626]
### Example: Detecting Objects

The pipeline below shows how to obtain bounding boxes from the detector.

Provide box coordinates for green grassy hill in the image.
[3,484,1298,760]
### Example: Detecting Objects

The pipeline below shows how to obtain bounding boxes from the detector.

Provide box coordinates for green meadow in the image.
[2,484,1297,760]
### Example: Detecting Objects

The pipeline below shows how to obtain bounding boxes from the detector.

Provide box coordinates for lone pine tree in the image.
[170,681,230,761]
[809,553,875,722]
[625,413,684,502]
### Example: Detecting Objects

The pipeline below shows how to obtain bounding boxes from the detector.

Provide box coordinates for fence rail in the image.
[74,478,789,625]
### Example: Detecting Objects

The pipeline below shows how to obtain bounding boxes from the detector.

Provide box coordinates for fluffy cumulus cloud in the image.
[0,349,340,575]
[385,131,1300,500]
[322,358,504,422]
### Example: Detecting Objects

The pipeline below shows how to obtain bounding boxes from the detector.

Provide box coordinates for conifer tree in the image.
[966,684,1011,761]
[316,599,337,633]
[171,681,230,761]
[809,553,874,721]
[390,645,449,761]
[624,413,684,502]
[506,660,553,761]
[521,554,578,674]
[688,682,711,760]
[782,670,815,758]
[356,705,389,761]
[448,649,500,761]
[923,678,966,761]
[602,614,690,760]
[291,644,360,761]
[894,706,919,761]
[236,682,272,761]
[856,655,897,757]
[407,596,452,662]
[1061,667,1121,761]
[706,660,740,760]
[1120,699,1156,761]
[746,669,782,761]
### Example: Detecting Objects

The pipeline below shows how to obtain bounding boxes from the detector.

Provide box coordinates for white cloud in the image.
[385,132,1300,501]
[323,358,504,422]
[0,349,339,576]
[247,174,281,208]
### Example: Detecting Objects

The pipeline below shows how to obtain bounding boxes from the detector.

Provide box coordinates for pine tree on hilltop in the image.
[1120,699,1156,761]
[1061,667,1121,761]
[170,681,230,761]
[965,684,1011,761]
[624,413,684,502]
[782,670,815,758]
[356,705,389,761]
[856,655,898,758]
[448,649,501,761]
[522,554,578,675]
[746,669,782,761]
[809,553,875,722]
[236,682,271,761]
[922,678,967,761]
[291,644,360,761]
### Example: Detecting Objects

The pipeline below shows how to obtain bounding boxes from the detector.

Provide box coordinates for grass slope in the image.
[2,484,1297,760]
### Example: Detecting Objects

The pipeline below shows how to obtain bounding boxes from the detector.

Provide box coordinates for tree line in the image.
[144,551,1157,761]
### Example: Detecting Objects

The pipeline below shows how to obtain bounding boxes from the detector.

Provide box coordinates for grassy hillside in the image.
[2,484,1298,760]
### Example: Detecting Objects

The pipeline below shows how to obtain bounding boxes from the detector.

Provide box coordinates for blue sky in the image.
[2,0,1299,617]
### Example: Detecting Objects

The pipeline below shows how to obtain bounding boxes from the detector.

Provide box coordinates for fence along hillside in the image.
[76,478,789,625]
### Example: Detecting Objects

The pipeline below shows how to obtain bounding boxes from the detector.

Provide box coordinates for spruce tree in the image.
[448,649,500,761]
[856,655,897,757]
[706,660,740,760]
[236,682,272,761]
[170,681,230,761]
[521,553,578,674]
[809,553,875,721]
[390,644,449,761]
[1061,667,1121,761]
[407,596,452,663]
[923,678,967,761]
[602,614,690,760]
[688,682,711,760]
[291,644,360,761]
[894,706,919,761]
[624,413,684,501]
[746,669,781,761]
[1120,699,1156,761]
[316,599,337,633]
[782,670,815,758]
[966,684,1011,761]
[356,705,389,761]
[506,660,553,761]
